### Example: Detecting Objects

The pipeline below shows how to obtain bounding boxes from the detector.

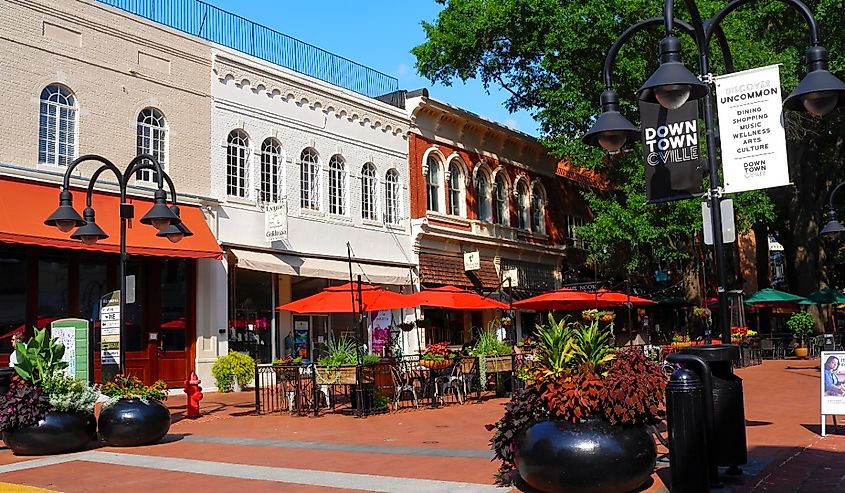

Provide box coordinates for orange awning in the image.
[0,176,222,259]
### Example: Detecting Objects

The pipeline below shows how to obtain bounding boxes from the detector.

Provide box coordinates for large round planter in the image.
[515,419,656,493]
[2,411,95,456]
[99,398,171,447]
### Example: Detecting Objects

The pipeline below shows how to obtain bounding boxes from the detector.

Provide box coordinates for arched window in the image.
[385,169,401,224]
[447,162,464,217]
[328,154,347,215]
[361,163,377,221]
[38,85,77,167]
[516,181,530,230]
[226,130,250,198]
[136,108,167,182]
[300,147,320,210]
[532,183,547,234]
[494,174,509,226]
[260,138,282,203]
[475,169,492,222]
[426,156,442,213]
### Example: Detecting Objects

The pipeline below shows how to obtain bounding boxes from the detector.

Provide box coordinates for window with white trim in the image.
[532,184,547,235]
[517,181,530,230]
[260,138,282,203]
[567,215,589,249]
[385,169,401,224]
[328,154,347,215]
[136,108,167,182]
[447,162,464,217]
[361,162,377,221]
[494,174,509,225]
[300,147,320,210]
[426,156,442,212]
[476,170,492,222]
[38,85,77,167]
[226,130,250,199]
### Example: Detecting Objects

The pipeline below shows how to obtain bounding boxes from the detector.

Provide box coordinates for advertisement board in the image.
[821,351,845,436]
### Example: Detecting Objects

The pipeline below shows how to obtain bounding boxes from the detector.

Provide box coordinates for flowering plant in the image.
[102,374,168,404]
[581,309,615,323]
[730,326,757,343]
[421,341,454,362]
[692,307,711,319]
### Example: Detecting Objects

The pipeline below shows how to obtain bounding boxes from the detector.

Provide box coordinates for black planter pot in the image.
[2,411,95,456]
[99,398,171,447]
[515,418,656,493]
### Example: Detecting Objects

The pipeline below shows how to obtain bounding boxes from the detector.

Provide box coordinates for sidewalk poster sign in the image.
[714,65,790,193]
[100,290,121,380]
[638,99,704,203]
[50,318,89,381]
[821,351,845,436]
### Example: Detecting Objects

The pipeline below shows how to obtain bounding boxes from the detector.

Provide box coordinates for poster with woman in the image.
[821,351,845,436]
[369,310,392,355]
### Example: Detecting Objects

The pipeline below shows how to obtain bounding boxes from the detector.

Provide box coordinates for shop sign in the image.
[100,291,121,367]
[264,202,287,242]
[464,251,480,271]
[715,65,790,193]
[638,99,704,203]
[821,351,845,435]
[50,318,89,381]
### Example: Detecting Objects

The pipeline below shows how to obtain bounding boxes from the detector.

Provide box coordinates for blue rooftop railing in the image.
[97,0,402,104]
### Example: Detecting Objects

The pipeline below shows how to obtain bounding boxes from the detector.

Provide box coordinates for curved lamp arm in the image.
[61,154,122,192]
[125,153,167,191]
[131,162,180,206]
[828,181,845,210]
[84,161,126,207]
[705,0,819,47]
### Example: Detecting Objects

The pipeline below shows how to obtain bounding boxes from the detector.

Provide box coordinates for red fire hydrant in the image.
[185,371,203,419]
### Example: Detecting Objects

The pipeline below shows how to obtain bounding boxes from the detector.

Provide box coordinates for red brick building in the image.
[405,90,605,343]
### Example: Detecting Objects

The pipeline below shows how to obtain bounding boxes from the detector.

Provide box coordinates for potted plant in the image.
[316,335,359,385]
[99,374,170,447]
[787,311,815,359]
[0,328,99,456]
[468,321,514,387]
[398,322,415,332]
[212,350,256,392]
[692,307,711,320]
[419,342,455,369]
[487,314,664,493]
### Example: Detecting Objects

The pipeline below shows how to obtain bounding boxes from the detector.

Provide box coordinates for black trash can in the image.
[680,344,747,471]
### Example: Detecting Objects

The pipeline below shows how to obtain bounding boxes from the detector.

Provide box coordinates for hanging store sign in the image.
[264,202,288,242]
[464,251,480,271]
[638,100,704,203]
[715,65,790,193]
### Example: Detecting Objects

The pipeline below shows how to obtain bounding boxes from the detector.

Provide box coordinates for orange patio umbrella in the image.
[406,285,508,310]
[593,289,657,307]
[513,288,618,311]
[277,282,418,314]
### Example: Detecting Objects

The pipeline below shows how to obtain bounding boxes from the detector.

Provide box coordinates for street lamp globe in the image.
[801,91,839,118]
[636,36,709,110]
[156,206,193,243]
[582,89,640,152]
[783,46,845,117]
[597,131,628,152]
[70,207,109,245]
[654,84,692,110]
[44,190,86,233]
[140,189,179,231]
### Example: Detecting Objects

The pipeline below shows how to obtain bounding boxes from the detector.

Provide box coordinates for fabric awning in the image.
[0,176,221,259]
[230,248,411,285]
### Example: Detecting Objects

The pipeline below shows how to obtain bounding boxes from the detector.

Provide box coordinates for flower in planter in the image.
[486,314,666,487]
[102,374,168,405]
[692,307,712,320]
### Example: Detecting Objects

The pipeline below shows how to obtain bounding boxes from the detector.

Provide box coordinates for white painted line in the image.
[0,454,78,474]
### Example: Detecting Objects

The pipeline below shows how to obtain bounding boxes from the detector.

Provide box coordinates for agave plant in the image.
[13,328,68,386]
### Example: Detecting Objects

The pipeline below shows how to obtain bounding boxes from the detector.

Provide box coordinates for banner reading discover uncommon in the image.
[715,65,790,193]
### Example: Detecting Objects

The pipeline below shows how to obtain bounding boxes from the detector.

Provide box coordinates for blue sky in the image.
[205,0,540,136]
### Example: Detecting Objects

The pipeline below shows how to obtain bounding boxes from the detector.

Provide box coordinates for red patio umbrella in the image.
[406,285,508,310]
[513,288,618,311]
[277,282,418,314]
[593,289,657,306]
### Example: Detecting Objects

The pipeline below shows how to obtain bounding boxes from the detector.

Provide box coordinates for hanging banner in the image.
[264,201,288,242]
[821,351,845,436]
[714,64,790,193]
[638,100,704,203]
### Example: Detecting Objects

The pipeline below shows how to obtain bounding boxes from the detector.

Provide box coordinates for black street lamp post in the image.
[584,0,845,344]
[44,154,191,378]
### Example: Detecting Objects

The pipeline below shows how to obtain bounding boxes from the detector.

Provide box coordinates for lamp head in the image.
[821,207,845,241]
[44,190,85,233]
[140,189,178,230]
[155,205,193,243]
[783,46,845,117]
[70,207,109,245]
[583,89,641,151]
[637,36,709,110]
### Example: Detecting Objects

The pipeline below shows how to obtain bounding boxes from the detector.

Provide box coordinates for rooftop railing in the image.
[97,0,402,106]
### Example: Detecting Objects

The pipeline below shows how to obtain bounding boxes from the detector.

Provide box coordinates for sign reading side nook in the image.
[715,64,790,193]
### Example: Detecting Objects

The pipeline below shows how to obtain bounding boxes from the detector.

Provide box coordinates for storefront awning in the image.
[0,177,222,259]
[230,248,411,285]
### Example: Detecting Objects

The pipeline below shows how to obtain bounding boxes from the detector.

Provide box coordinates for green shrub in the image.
[41,373,100,413]
[317,335,357,368]
[212,351,255,392]
[787,311,815,346]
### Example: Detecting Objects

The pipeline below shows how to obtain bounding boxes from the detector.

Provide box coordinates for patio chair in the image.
[390,365,418,410]
[759,338,776,359]
[434,363,463,405]
[456,357,478,399]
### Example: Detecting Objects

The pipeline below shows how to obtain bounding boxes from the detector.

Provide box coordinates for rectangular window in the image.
[37,258,69,326]
[567,215,589,249]
[0,254,26,355]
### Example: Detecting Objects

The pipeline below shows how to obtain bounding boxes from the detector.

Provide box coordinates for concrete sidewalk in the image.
[0,358,840,492]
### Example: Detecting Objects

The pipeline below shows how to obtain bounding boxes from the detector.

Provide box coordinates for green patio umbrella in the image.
[744,288,807,307]
[798,288,845,305]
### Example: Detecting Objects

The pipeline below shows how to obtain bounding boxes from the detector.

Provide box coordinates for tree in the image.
[413,0,845,301]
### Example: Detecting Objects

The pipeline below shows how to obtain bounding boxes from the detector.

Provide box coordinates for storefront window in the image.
[229,269,273,363]
[78,260,108,322]
[160,259,188,351]
[0,253,26,354]
[37,258,69,327]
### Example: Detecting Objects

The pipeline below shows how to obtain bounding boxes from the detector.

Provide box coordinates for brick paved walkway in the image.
[0,358,841,492]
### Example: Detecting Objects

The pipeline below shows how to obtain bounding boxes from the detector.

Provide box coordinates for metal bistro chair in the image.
[390,364,419,410]
[434,361,464,405]
[759,338,777,360]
